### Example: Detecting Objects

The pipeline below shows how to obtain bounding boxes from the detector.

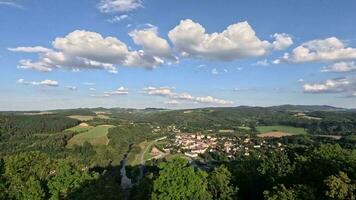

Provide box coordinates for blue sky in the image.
[1,0,356,110]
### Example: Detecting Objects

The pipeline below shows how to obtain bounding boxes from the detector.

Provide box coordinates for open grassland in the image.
[67,125,115,147]
[96,114,110,119]
[237,126,251,130]
[65,123,94,133]
[68,115,95,121]
[257,125,307,138]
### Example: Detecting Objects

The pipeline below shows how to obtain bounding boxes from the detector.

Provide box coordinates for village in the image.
[149,132,286,160]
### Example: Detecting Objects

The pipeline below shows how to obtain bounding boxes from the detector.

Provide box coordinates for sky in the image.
[1,0,356,110]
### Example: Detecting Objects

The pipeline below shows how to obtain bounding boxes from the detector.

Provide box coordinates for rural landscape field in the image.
[1,0,356,200]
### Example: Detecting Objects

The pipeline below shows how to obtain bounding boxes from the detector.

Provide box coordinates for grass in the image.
[256,125,307,135]
[67,125,115,147]
[237,126,251,130]
[68,115,95,121]
[344,135,356,141]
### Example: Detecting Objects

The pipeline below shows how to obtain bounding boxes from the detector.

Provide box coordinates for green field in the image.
[256,125,307,135]
[67,125,115,147]
[237,126,251,130]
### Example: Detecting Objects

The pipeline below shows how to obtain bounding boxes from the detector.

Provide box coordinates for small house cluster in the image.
[171,133,285,158]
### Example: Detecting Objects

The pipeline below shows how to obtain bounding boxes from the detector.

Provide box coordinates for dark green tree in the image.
[208,165,237,200]
[151,158,211,200]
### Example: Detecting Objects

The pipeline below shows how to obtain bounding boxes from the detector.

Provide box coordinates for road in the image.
[139,136,167,179]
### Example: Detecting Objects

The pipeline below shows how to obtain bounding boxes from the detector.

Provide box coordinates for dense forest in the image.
[0,106,355,199]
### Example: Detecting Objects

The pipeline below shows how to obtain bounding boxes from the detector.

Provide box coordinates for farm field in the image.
[256,125,307,138]
[68,115,95,121]
[67,125,115,147]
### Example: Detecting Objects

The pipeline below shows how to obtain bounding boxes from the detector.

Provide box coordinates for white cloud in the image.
[8,46,51,53]
[142,86,173,96]
[321,61,356,73]
[129,27,174,60]
[168,19,291,61]
[297,79,304,83]
[277,37,356,63]
[104,86,129,95]
[303,77,355,93]
[272,33,293,50]
[0,1,24,9]
[142,86,234,105]
[98,0,142,13]
[107,14,129,23]
[164,100,179,105]
[11,30,169,73]
[17,59,53,72]
[195,96,234,105]
[255,59,269,66]
[171,92,195,100]
[211,68,219,75]
[89,88,97,91]
[17,79,59,87]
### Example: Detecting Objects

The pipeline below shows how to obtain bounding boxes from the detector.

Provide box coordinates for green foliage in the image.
[264,184,316,200]
[258,150,294,186]
[151,158,212,200]
[208,165,237,200]
[47,161,99,200]
[324,171,355,200]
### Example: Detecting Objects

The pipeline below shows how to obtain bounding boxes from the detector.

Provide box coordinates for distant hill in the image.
[267,105,347,112]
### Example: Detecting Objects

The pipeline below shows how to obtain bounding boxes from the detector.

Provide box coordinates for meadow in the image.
[256,125,307,135]
[67,125,115,147]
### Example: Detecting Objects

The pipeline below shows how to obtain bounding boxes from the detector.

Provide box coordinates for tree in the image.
[258,150,294,186]
[263,184,296,200]
[21,176,45,200]
[264,184,316,200]
[324,171,355,200]
[0,158,8,200]
[47,161,98,200]
[208,165,237,200]
[151,158,211,200]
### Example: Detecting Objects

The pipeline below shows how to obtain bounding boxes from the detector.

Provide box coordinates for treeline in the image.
[0,115,79,140]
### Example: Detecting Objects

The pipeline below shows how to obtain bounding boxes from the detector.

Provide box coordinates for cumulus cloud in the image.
[129,27,174,60]
[321,61,356,73]
[107,14,129,23]
[142,86,234,105]
[17,79,59,87]
[142,86,173,96]
[104,86,129,95]
[303,77,356,94]
[272,33,293,50]
[195,96,234,105]
[8,46,51,53]
[98,0,142,13]
[276,37,356,63]
[168,19,291,61]
[10,30,170,73]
